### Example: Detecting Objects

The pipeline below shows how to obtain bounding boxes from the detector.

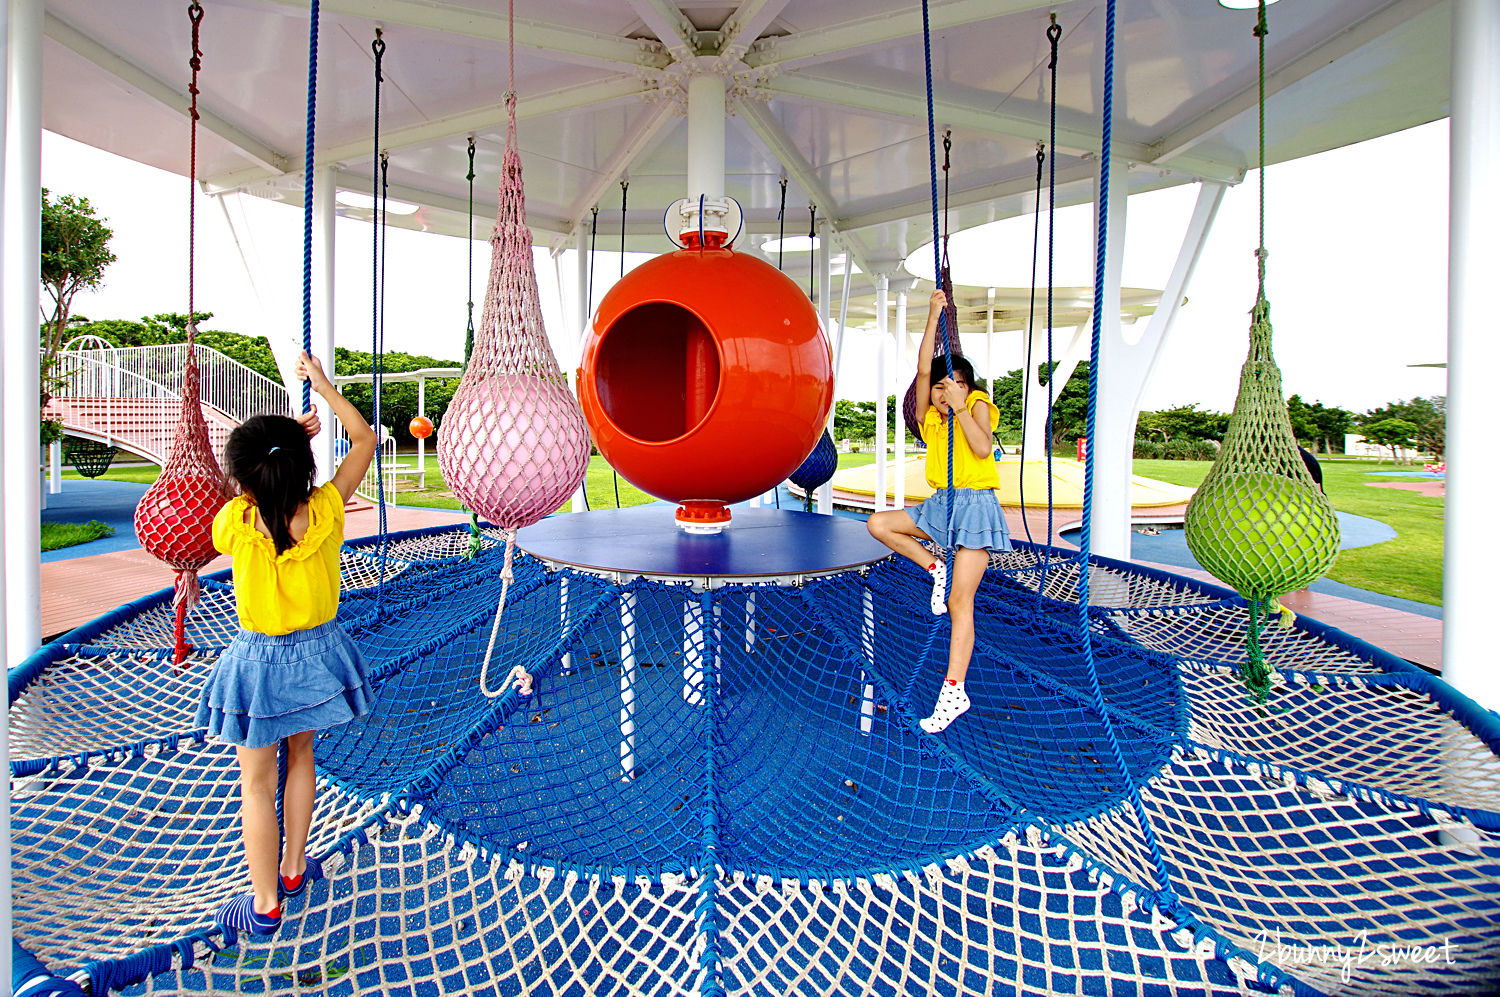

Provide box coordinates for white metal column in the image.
[1443,0,1500,708]
[686,71,725,203]
[874,273,889,512]
[1086,160,1131,561]
[312,166,336,481]
[4,0,42,667]
[816,217,833,513]
[571,222,589,513]
[1,2,11,984]
[894,290,909,510]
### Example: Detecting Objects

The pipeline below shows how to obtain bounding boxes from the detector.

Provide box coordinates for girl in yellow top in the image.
[196,351,377,939]
[868,290,1011,733]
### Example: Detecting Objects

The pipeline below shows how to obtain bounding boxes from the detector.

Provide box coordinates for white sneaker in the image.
[919,681,970,733]
[928,559,948,615]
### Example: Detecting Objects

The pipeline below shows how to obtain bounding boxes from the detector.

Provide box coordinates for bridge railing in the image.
[93,344,293,423]
[46,351,189,464]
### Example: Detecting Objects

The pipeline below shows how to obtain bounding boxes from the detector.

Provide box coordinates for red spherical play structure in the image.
[409,415,434,440]
[578,233,833,528]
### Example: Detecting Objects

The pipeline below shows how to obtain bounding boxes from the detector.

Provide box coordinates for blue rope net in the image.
[10,523,1500,996]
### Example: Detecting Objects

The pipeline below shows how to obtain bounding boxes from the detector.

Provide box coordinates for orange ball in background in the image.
[409,415,435,440]
[578,239,832,519]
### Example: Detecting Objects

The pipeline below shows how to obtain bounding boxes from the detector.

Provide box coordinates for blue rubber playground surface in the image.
[40,479,152,563]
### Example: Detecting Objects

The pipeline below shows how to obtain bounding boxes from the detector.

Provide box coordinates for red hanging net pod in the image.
[133,336,230,664]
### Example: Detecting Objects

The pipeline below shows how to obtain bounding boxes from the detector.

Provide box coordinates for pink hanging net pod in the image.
[438,90,591,696]
[133,336,230,665]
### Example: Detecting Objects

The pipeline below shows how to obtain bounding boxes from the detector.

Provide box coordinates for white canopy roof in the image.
[37,0,1449,274]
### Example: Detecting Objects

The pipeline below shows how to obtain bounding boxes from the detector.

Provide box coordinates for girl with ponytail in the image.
[197,351,377,938]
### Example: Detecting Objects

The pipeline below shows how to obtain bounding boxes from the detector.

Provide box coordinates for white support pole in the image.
[558,575,572,675]
[0,1,11,984]
[686,71,726,203]
[48,438,60,493]
[416,376,426,489]
[986,287,995,397]
[830,246,853,445]
[816,217,833,514]
[874,273,890,512]
[619,591,637,781]
[895,290,908,511]
[859,587,876,734]
[682,598,704,705]
[1087,155,1131,561]
[1443,0,1500,709]
[311,166,336,480]
[4,0,42,668]
[571,222,589,513]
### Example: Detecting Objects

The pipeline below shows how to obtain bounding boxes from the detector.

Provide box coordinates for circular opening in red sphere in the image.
[594,301,722,443]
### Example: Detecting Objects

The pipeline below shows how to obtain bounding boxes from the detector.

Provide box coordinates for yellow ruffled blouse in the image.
[921,389,1001,490]
[212,481,344,635]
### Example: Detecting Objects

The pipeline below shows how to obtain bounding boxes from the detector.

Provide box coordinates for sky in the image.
[41,118,1450,417]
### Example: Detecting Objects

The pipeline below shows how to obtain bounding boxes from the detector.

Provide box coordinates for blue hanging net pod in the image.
[788,429,839,509]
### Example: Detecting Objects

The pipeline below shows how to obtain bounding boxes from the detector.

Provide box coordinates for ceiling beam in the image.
[259,0,672,73]
[548,101,678,252]
[1151,0,1442,166]
[743,0,1051,72]
[204,77,650,193]
[44,13,290,174]
[768,73,1242,184]
[719,0,794,59]
[838,159,1101,232]
[626,0,699,61]
[732,97,877,275]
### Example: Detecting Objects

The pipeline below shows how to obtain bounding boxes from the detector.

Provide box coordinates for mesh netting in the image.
[65,437,121,479]
[436,101,589,534]
[11,525,1499,996]
[131,333,231,665]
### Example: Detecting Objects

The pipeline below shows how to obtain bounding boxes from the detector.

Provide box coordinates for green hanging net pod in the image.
[1184,296,1340,700]
[64,437,120,479]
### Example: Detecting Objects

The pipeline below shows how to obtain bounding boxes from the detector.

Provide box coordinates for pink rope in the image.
[438,0,590,533]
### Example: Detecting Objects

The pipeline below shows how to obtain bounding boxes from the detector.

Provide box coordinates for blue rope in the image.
[1078,0,1179,904]
[300,0,318,414]
[920,0,957,581]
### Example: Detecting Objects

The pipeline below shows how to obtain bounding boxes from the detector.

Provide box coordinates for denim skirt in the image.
[196,619,373,749]
[912,487,1013,551]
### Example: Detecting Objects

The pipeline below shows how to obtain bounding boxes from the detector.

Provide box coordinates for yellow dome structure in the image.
[813,456,1195,511]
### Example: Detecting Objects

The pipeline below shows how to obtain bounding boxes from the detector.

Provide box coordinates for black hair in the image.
[223,414,318,555]
[930,354,985,395]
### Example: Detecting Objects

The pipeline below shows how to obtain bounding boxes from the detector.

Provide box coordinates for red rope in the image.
[188,1,203,334]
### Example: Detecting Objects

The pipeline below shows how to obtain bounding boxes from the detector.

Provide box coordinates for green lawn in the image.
[41,520,114,551]
[1134,458,1442,606]
[65,451,1443,605]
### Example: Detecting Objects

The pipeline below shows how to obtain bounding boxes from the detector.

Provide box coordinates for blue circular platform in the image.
[517,506,889,584]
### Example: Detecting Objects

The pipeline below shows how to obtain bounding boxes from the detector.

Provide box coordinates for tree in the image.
[335,347,464,445]
[1360,396,1444,457]
[1360,418,1419,464]
[1285,395,1355,453]
[40,189,116,406]
[990,361,1092,449]
[1137,403,1230,444]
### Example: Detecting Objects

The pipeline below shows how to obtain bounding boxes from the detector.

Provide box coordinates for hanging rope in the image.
[1018,140,1046,549]
[132,0,230,667]
[1181,0,1339,702]
[300,0,319,413]
[465,135,486,556]
[619,178,629,277]
[1042,15,1063,589]
[437,0,590,698]
[919,0,957,573]
[369,32,391,606]
[806,203,817,300]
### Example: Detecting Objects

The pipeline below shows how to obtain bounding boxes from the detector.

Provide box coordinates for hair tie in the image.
[268,446,282,454]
